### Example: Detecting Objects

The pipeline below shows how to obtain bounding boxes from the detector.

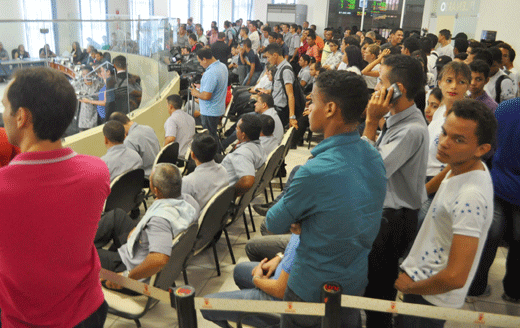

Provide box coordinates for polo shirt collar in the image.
[9,148,77,166]
[311,132,360,157]
[207,60,220,71]
[385,104,419,129]
[236,139,261,149]
[195,160,217,171]
[129,122,138,133]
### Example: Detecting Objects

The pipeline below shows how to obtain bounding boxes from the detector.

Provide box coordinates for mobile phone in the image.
[388,83,402,103]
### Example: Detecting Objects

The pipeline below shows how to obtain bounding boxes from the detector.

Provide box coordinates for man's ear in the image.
[326,101,339,118]
[475,143,492,159]
[17,107,32,129]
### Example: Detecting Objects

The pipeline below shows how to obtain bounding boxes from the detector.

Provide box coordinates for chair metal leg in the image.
[243,212,251,240]
[212,243,221,276]
[269,181,275,201]
[248,205,256,232]
[142,200,148,211]
[134,319,142,328]
[264,188,270,203]
[279,175,284,191]
[182,269,189,285]
[223,228,236,264]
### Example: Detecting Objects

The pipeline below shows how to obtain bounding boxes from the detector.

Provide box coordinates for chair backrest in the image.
[253,145,285,199]
[154,223,199,291]
[219,95,234,135]
[104,168,145,213]
[153,142,179,167]
[193,185,236,254]
[272,127,295,178]
[229,163,266,225]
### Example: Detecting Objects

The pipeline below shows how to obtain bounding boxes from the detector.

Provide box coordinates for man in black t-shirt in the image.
[240,39,263,86]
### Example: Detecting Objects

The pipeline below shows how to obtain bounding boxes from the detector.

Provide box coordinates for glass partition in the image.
[0,16,180,137]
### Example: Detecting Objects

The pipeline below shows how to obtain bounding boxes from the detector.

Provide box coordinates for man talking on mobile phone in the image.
[361,54,430,328]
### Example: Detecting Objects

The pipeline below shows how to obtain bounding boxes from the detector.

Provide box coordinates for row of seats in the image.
[100,122,296,326]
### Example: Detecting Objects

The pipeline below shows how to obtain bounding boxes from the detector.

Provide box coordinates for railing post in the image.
[171,285,197,328]
[321,282,342,328]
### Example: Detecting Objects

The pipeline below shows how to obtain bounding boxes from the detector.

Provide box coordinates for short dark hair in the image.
[103,120,125,143]
[439,29,451,40]
[306,29,316,39]
[390,28,403,36]
[343,36,360,48]
[403,37,421,54]
[167,94,183,109]
[188,33,197,41]
[197,48,213,60]
[454,38,468,54]
[259,114,275,136]
[450,99,497,147]
[7,67,77,142]
[498,42,516,62]
[439,61,471,84]
[425,33,438,48]
[242,38,252,49]
[468,41,484,51]
[108,112,131,124]
[191,133,218,163]
[239,114,262,141]
[469,59,491,79]
[263,26,271,33]
[300,54,311,64]
[112,55,127,69]
[419,37,433,53]
[276,33,284,40]
[430,87,443,102]
[471,48,493,67]
[488,46,502,65]
[218,32,226,39]
[382,54,425,100]
[454,52,468,61]
[257,93,275,108]
[290,24,297,30]
[224,21,231,28]
[240,27,249,35]
[315,70,369,124]
[268,32,278,40]
[265,43,282,56]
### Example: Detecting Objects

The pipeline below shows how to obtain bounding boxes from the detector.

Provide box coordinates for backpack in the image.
[495,74,512,103]
[276,64,306,117]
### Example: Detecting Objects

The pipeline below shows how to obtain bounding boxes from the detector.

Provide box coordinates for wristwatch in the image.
[122,270,130,278]
[276,252,285,260]
[289,115,297,120]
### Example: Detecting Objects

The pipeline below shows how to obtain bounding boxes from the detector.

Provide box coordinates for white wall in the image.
[296,0,328,35]
[0,0,25,58]
[474,0,520,66]
[254,0,269,23]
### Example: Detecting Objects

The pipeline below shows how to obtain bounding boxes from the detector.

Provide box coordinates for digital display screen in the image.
[340,0,356,10]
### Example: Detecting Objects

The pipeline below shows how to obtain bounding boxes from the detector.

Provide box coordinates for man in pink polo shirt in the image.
[0,67,110,327]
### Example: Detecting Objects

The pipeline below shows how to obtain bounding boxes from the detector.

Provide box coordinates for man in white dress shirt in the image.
[164,94,196,159]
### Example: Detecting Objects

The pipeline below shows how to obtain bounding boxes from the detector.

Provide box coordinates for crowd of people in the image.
[0,15,519,328]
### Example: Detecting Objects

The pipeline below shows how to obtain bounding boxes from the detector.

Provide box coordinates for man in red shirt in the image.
[306,29,322,62]
[0,127,19,167]
[0,67,110,327]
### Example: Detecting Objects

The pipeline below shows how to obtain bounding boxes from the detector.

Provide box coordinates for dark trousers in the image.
[280,287,362,328]
[364,207,419,328]
[468,196,520,298]
[74,301,108,328]
[201,115,221,141]
[95,208,138,272]
[394,294,445,328]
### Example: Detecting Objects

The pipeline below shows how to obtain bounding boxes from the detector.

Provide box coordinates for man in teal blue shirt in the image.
[266,70,387,328]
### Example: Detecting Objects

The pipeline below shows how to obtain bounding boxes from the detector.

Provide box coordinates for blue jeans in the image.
[243,71,262,86]
[201,262,281,328]
[280,287,362,328]
[201,115,221,144]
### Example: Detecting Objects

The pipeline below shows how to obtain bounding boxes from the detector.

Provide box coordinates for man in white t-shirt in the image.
[436,29,454,59]
[394,99,497,328]
[164,94,195,159]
